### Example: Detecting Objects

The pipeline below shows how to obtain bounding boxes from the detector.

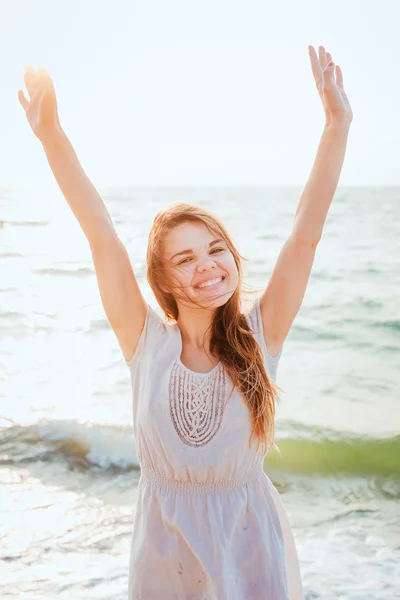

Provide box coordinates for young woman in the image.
[19,45,352,599]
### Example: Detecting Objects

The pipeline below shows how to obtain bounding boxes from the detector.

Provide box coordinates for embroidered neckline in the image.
[169,359,227,447]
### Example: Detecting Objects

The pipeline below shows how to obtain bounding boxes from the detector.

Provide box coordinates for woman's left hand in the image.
[308,45,353,127]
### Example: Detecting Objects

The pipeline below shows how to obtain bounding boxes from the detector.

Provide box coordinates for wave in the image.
[370,319,400,332]
[268,429,399,479]
[0,418,139,472]
[0,418,398,482]
[4,220,50,227]
[0,252,24,259]
[32,267,94,278]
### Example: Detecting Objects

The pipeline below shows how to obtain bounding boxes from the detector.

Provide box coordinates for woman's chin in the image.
[193,289,234,308]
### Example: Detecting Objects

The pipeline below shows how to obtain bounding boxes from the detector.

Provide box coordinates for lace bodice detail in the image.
[169,359,227,447]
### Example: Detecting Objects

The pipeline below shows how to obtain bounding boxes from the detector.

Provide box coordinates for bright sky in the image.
[1,0,398,189]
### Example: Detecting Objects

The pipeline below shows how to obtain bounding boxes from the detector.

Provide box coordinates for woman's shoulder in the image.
[242,295,284,374]
[242,295,261,327]
[124,302,177,369]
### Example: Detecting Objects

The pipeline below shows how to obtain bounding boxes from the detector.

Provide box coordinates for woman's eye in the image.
[178,248,223,266]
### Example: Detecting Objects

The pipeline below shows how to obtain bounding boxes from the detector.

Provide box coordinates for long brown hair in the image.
[146,202,283,456]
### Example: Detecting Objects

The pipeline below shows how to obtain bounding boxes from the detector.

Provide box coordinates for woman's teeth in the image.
[197,277,224,289]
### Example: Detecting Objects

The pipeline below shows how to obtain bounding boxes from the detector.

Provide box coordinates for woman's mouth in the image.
[194,276,226,291]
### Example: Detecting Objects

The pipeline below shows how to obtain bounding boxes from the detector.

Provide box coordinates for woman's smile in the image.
[194,275,226,291]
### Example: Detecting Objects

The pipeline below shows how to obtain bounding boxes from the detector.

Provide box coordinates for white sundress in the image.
[124,296,304,600]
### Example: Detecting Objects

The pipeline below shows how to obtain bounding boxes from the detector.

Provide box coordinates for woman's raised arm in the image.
[18,65,147,362]
[259,45,353,351]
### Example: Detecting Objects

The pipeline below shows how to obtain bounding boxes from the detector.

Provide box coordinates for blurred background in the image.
[1,1,399,599]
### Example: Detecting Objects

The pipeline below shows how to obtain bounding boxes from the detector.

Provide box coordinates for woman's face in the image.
[163,221,239,309]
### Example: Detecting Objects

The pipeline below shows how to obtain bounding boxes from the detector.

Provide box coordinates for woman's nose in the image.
[197,257,217,272]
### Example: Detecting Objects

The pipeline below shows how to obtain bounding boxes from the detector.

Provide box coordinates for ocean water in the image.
[0,185,399,599]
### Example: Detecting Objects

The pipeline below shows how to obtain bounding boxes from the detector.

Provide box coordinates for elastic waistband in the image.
[139,463,264,495]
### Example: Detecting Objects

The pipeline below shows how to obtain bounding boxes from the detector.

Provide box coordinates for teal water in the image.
[0,185,399,599]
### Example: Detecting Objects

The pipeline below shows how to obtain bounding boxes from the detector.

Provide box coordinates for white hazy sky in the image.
[1,0,399,188]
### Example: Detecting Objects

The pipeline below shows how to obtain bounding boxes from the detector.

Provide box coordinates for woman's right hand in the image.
[18,65,62,141]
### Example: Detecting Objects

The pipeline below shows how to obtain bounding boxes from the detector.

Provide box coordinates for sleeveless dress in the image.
[124,296,304,600]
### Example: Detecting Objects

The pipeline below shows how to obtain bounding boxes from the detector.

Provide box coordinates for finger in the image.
[335,64,344,89]
[318,45,327,70]
[24,69,39,100]
[36,65,52,85]
[326,51,332,64]
[323,61,336,85]
[28,83,46,108]
[23,64,35,75]
[308,45,323,87]
[17,89,29,111]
